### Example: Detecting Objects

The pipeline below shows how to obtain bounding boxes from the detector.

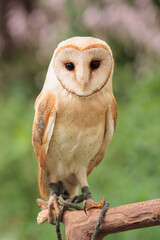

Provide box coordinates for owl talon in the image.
[83,196,106,214]
[83,201,88,215]
[71,194,85,204]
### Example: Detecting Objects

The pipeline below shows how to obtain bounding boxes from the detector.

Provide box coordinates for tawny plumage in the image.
[32,36,117,222]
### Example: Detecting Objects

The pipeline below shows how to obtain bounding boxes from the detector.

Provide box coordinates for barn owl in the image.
[32,36,117,223]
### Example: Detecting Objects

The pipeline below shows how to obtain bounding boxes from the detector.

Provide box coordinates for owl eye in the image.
[65,62,74,71]
[90,60,100,70]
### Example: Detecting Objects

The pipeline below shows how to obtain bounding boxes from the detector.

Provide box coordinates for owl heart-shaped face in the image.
[53,38,113,97]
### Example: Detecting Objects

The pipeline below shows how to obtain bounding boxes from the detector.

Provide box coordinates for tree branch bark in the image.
[37,198,160,239]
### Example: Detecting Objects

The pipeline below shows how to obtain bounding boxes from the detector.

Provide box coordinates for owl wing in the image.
[87,95,117,176]
[32,90,56,199]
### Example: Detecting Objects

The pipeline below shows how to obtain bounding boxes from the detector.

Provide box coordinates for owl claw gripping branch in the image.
[32,37,117,234]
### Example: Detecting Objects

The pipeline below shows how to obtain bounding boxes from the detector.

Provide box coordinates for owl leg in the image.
[76,168,105,213]
[81,186,105,214]
[48,181,71,224]
[48,182,61,224]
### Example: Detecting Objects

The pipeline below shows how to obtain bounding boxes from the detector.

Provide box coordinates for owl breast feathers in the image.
[32,37,117,200]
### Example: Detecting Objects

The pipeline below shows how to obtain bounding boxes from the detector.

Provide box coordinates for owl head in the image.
[48,37,114,97]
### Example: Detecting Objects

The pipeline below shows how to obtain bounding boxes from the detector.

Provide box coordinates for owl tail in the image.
[38,162,49,200]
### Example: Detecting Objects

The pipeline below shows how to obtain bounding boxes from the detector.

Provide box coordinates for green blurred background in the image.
[0,0,160,239]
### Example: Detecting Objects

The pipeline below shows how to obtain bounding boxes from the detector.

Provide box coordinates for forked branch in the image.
[37,198,160,239]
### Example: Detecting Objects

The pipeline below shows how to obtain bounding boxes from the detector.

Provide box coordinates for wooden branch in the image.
[37,198,160,240]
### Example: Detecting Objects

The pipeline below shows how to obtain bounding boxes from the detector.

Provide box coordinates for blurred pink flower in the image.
[83,0,160,57]
[6,2,28,44]
[1,0,160,61]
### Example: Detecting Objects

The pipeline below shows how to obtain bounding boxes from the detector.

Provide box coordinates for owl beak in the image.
[76,73,89,91]
[76,77,89,91]
[76,61,89,91]
[81,82,87,91]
